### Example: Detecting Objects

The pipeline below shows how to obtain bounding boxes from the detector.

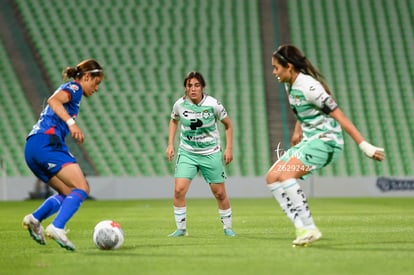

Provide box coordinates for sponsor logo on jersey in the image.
[183,110,213,119]
[47,163,56,170]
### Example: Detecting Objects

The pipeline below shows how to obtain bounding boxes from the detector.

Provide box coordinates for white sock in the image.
[219,208,232,229]
[267,182,303,228]
[282,179,316,229]
[173,206,186,230]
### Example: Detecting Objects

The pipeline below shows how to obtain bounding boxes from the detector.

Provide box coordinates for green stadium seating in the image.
[287,0,413,176]
[0,41,35,176]
[7,0,412,177]
[14,0,270,176]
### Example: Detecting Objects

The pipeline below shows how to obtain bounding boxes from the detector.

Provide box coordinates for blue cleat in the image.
[224,228,236,237]
[168,229,188,237]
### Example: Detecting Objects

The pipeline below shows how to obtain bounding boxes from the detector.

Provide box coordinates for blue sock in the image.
[32,194,65,222]
[53,189,88,229]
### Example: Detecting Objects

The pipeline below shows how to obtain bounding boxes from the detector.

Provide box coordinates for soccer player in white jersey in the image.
[166,71,236,237]
[266,45,385,246]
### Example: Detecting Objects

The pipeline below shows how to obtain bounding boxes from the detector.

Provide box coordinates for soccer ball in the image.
[93,220,124,250]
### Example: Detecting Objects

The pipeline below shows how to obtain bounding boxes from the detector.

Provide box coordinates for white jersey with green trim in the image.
[171,94,227,155]
[286,73,343,145]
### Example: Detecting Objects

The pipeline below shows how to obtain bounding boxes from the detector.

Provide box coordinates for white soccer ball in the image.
[93,220,124,250]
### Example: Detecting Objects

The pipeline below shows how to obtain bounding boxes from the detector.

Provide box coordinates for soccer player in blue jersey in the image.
[22,59,104,250]
[266,45,385,246]
[166,71,236,237]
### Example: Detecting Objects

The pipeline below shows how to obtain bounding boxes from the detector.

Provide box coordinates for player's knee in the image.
[266,170,281,184]
[82,185,90,195]
[212,190,227,201]
[73,180,90,194]
[174,186,187,198]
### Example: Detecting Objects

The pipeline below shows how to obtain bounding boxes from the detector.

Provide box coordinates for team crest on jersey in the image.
[291,95,301,106]
[202,110,213,119]
[69,84,79,92]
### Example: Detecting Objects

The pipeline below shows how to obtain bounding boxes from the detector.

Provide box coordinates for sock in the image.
[219,208,232,229]
[52,189,88,229]
[32,194,66,222]
[173,206,187,230]
[267,182,303,228]
[282,179,316,229]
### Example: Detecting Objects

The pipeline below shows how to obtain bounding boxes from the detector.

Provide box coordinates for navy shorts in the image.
[24,134,77,183]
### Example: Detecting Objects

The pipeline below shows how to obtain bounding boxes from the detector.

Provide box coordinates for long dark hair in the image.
[273,45,331,95]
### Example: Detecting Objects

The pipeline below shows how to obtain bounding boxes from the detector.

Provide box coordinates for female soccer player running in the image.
[22,59,104,250]
[166,71,236,237]
[266,45,385,246]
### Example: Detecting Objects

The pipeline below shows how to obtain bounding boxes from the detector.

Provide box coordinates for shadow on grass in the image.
[304,239,414,252]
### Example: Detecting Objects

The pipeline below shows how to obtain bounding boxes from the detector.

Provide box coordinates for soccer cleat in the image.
[224,228,236,237]
[168,229,188,237]
[22,214,46,245]
[292,228,322,246]
[45,224,75,251]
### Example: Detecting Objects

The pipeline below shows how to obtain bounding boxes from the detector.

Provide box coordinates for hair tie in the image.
[75,66,81,76]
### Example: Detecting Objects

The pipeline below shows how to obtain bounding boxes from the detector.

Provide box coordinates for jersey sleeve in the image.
[303,82,338,113]
[60,82,81,101]
[214,99,228,121]
[170,100,181,120]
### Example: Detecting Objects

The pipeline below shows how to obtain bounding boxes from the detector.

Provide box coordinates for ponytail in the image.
[273,45,332,95]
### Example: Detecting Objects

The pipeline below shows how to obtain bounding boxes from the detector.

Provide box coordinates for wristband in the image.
[358,141,383,158]
[66,118,76,127]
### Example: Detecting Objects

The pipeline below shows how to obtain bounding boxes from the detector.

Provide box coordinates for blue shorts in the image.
[24,134,77,183]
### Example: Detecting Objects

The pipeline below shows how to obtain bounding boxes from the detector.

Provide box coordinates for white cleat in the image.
[292,228,322,246]
[45,224,75,251]
[22,214,46,245]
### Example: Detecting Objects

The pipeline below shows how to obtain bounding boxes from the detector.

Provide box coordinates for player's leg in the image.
[45,163,89,250]
[30,177,70,221]
[266,139,323,245]
[266,157,303,229]
[279,139,342,245]
[22,177,67,246]
[275,156,321,245]
[209,183,236,236]
[22,136,66,245]
[202,152,236,236]
[169,178,191,237]
[169,151,197,237]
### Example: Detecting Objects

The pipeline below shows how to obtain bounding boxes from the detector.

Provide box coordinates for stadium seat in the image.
[287,0,413,176]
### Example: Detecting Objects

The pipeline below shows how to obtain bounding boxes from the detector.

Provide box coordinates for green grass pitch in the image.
[1,198,414,275]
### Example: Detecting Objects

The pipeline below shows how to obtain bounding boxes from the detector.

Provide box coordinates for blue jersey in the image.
[28,81,83,140]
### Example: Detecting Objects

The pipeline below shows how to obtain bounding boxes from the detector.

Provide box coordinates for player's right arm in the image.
[166,119,179,161]
[290,121,302,146]
[47,90,84,143]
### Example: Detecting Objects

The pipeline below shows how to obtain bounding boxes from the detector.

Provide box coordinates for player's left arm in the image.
[329,108,385,161]
[220,116,233,165]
